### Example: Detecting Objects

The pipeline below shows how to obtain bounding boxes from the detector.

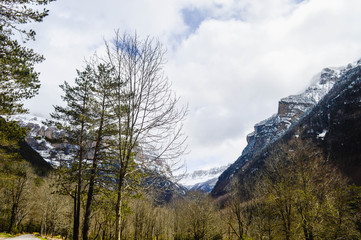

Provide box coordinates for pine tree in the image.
[82,62,116,240]
[51,66,95,240]
[0,0,55,115]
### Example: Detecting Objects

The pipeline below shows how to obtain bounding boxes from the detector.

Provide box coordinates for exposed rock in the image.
[212,59,361,197]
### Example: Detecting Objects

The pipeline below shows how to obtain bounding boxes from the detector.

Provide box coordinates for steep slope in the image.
[17,139,53,175]
[10,115,78,166]
[294,64,361,183]
[0,116,53,176]
[212,59,361,197]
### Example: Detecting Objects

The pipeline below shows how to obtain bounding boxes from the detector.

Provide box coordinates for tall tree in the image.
[51,66,95,240]
[0,0,55,115]
[82,62,116,240]
[102,31,187,240]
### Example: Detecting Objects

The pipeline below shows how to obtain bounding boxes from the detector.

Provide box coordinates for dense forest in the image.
[1,1,361,240]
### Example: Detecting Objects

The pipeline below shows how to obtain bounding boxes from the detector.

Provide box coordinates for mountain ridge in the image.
[212,59,361,197]
[178,164,230,191]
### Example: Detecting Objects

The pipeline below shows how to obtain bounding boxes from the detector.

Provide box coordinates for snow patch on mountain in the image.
[178,164,230,190]
[244,60,361,158]
[8,114,48,126]
[4,114,73,167]
[212,59,361,197]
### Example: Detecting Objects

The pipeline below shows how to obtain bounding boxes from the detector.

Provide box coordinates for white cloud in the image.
[23,0,361,171]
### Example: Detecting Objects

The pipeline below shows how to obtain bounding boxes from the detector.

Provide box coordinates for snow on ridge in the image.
[254,114,278,127]
[178,164,230,188]
[281,71,337,105]
[253,60,361,130]
[7,114,49,126]
[239,59,361,165]
[282,59,361,105]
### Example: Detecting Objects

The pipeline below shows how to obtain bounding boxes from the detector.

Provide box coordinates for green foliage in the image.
[0,0,55,115]
[0,117,27,143]
[0,232,15,238]
[0,0,55,38]
[0,159,33,233]
[50,66,95,134]
[0,118,27,188]
[0,34,43,114]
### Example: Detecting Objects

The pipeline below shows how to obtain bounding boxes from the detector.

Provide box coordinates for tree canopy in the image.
[0,0,55,115]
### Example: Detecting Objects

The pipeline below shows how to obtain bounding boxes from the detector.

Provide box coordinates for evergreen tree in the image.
[82,62,116,240]
[0,0,55,115]
[51,66,95,240]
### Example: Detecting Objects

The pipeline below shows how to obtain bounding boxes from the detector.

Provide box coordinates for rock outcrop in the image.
[9,115,79,166]
[212,59,361,197]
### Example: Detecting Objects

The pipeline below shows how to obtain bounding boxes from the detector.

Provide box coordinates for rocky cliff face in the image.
[10,115,75,166]
[212,59,361,197]
[296,64,361,184]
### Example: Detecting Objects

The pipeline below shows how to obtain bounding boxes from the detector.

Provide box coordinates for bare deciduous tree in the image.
[101,31,187,240]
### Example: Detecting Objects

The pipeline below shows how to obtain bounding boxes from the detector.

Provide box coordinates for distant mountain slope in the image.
[9,115,187,201]
[178,165,229,192]
[10,115,77,166]
[18,139,53,176]
[0,116,53,176]
[212,59,361,197]
[188,177,219,192]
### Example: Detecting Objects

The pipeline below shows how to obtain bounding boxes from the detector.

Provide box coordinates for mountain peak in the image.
[212,58,361,196]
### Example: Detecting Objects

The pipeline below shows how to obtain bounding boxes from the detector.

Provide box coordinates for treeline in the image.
[0,165,214,239]
[1,137,361,240]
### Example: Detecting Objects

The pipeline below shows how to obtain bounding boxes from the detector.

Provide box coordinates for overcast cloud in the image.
[23,0,361,172]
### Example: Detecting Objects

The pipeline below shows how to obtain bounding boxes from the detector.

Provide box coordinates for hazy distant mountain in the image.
[178,165,230,192]
[212,59,361,197]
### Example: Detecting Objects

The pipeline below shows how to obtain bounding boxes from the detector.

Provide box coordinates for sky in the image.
[23,0,361,172]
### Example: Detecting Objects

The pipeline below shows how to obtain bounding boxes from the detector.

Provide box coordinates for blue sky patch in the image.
[181,7,207,33]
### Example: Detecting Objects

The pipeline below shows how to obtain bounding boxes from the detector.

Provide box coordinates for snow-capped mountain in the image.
[8,114,225,192]
[243,65,353,159]
[178,165,229,192]
[5,114,73,167]
[7,114,188,201]
[212,59,361,197]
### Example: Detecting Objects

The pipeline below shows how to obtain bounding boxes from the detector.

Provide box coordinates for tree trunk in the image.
[7,203,17,233]
[40,217,44,236]
[73,185,79,240]
[115,178,123,240]
[82,95,106,240]
[74,112,87,240]
[82,161,97,240]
